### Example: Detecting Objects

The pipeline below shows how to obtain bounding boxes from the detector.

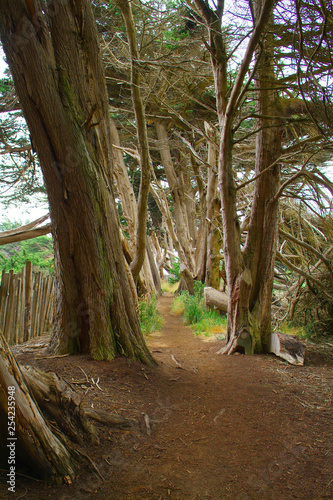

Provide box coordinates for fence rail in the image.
[0,262,54,345]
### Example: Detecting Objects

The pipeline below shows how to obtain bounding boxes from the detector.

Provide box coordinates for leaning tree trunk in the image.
[0,0,154,364]
[116,0,152,283]
[110,118,156,296]
[204,122,222,290]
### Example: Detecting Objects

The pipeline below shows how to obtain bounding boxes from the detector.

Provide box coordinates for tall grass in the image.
[161,280,179,294]
[171,281,227,338]
[138,295,164,335]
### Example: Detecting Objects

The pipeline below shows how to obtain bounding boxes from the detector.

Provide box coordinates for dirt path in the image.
[1,294,333,499]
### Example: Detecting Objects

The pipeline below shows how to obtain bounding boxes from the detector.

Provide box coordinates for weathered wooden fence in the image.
[0,262,54,345]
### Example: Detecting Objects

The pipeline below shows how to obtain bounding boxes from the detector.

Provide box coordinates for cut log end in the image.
[268,332,306,365]
[204,287,228,313]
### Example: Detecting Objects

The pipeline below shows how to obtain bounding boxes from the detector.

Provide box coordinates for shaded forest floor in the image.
[1,294,333,499]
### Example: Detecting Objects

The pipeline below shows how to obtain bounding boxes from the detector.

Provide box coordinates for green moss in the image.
[92,341,115,361]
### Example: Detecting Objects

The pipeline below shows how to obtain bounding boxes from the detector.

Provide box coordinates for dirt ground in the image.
[1,294,333,500]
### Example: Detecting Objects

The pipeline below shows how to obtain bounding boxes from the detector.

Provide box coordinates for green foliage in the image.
[0,220,54,274]
[138,295,164,335]
[182,281,205,324]
[0,77,11,94]
[192,310,227,338]
[172,281,226,338]
[168,257,180,284]
[0,110,46,205]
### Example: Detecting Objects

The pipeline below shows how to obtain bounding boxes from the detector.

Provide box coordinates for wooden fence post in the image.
[24,261,32,341]
[0,262,54,345]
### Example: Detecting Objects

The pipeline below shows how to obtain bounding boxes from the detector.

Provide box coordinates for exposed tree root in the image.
[0,330,134,481]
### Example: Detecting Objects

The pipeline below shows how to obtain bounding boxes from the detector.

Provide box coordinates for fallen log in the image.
[268,332,306,365]
[204,287,228,313]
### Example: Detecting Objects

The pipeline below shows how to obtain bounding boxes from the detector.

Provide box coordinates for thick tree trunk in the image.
[242,6,281,352]
[0,0,154,365]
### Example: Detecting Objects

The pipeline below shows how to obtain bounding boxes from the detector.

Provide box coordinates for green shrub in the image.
[182,290,205,324]
[168,257,180,284]
[138,295,164,335]
[0,235,54,274]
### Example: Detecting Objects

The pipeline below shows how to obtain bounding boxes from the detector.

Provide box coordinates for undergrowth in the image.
[161,280,179,294]
[171,281,227,338]
[138,294,164,335]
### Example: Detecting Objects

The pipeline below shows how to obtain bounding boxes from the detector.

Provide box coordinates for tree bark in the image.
[195,0,276,354]
[0,331,88,479]
[204,287,228,313]
[0,0,154,365]
[116,0,152,283]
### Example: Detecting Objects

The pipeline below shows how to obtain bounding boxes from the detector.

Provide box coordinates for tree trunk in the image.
[116,0,152,283]
[0,0,154,365]
[195,0,276,354]
[204,123,222,290]
[0,332,88,479]
[110,118,156,296]
[155,120,195,274]
[242,5,281,352]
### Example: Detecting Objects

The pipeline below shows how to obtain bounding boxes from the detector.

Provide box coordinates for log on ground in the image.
[204,287,228,313]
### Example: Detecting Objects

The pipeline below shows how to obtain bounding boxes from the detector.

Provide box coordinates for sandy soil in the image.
[0,294,332,499]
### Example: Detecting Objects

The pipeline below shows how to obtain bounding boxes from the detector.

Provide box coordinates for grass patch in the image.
[171,294,186,315]
[192,310,227,338]
[161,280,179,294]
[138,295,164,335]
[172,281,227,339]
[281,323,310,341]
